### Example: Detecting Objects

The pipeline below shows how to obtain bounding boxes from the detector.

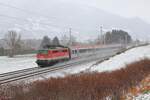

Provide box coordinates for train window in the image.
[79,49,85,53]
[63,50,67,52]
[52,50,59,53]
[72,50,78,54]
[75,50,77,54]
[72,50,75,54]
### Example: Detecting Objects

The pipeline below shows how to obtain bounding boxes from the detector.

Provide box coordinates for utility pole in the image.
[125,35,128,47]
[69,28,72,46]
[100,26,105,45]
[100,26,103,45]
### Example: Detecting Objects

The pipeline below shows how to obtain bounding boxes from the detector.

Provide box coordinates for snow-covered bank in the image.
[133,93,150,100]
[90,45,150,72]
[0,54,37,74]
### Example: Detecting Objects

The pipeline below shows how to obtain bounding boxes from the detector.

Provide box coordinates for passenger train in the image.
[36,44,121,67]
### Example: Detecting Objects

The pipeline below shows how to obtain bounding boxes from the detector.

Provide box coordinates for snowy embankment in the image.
[133,93,150,100]
[0,54,37,74]
[43,45,150,100]
[41,45,150,79]
[88,45,150,100]
[90,45,150,72]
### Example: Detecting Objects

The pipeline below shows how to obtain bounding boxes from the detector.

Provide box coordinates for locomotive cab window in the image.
[52,50,59,53]
[63,50,67,52]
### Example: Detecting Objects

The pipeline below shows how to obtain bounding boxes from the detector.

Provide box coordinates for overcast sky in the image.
[0,0,149,23]
[66,0,150,23]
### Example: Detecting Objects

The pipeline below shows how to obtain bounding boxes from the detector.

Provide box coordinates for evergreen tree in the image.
[40,36,51,48]
[105,30,132,44]
[52,36,60,46]
[0,47,4,56]
[105,31,111,44]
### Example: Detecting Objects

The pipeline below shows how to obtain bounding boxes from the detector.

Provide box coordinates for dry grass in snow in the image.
[0,59,150,100]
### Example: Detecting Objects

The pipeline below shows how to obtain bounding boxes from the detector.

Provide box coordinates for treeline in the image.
[105,30,132,44]
[0,30,78,57]
[0,30,38,57]
[40,36,60,48]
[40,35,78,48]
[0,47,4,56]
[40,29,133,48]
[0,47,36,56]
[0,29,133,57]
[95,29,132,45]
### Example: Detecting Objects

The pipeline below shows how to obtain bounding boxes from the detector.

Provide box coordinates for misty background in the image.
[0,0,149,41]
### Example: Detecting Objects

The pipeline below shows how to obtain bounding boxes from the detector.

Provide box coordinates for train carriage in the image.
[36,44,122,67]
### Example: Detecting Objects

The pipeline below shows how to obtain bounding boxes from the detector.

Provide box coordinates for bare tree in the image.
[61,34,77,46]
[95,35,102,45]
[4,30,22,57]
[61,35,69,46]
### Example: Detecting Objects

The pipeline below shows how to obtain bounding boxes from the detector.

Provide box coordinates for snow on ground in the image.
[0,54,37,74]
[31,61,97,81]
[34,45,150,79]
[48,61,96,77]
[40,45,150,100]
[0,45,149,76]
[133,93,150,100]
[90,45,150,72]
[22,45,150,99]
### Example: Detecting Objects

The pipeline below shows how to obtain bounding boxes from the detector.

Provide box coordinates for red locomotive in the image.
[36,45,71,67]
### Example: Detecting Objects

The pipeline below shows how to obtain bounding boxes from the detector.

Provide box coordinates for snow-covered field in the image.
[0,45,149,76]
[0,54,37,74]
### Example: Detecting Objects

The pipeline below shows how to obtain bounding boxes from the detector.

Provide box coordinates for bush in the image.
[0,59,150,100]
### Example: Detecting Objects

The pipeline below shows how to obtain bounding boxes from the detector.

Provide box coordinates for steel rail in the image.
[0,54,115,85]
[0,47,122,85]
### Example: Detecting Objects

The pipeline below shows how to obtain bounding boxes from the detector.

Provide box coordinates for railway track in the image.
[0,67,39,77]
[0,52,96,78]
[0,52,104,78]
[0,47,122,85]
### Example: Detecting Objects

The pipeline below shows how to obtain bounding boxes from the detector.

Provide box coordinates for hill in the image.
[0,0,149,41]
